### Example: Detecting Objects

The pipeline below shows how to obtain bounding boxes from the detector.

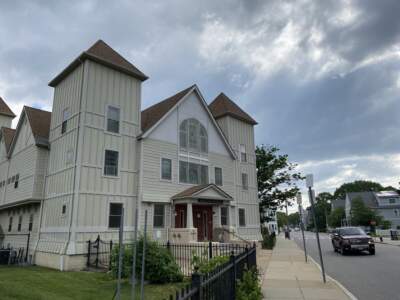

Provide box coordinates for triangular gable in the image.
[140,85,236,159]
[172,184,233,201]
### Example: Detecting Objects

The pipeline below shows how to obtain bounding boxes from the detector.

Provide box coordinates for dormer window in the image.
[179,119,208,154]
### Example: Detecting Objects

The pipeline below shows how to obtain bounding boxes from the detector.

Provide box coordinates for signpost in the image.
[297,192,307,262]
[306,174,326,283]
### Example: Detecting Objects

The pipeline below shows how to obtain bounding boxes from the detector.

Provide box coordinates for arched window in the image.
[179,119,208,153]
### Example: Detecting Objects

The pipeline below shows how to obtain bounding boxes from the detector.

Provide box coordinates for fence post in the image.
[95,235,100,268]
[109,240,113,270]
[253,242,257,267]
[192,266,202,300]
[167,240,170,252]
[230,251,236,300]
[87,240,91,267]
[25,232,30,263]
[245,245,249,269]
[209,240,212,259]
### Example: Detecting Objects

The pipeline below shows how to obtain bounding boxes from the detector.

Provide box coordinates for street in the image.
[291,231,400,300]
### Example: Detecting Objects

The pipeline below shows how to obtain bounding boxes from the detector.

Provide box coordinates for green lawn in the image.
[0,266,186,300]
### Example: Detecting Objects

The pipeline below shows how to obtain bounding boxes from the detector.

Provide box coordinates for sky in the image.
[0,0,399,208]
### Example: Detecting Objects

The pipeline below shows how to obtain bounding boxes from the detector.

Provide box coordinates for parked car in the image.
[331,227,375,255]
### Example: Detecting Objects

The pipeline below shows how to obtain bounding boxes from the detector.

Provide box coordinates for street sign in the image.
[296,193,302,205]
[306,174,314,188]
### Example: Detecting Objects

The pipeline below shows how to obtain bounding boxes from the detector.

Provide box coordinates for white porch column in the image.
[187,203,194,228]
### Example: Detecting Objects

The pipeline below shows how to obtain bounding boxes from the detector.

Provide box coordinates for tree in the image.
[350,197,382,227]
[256,145,303,223]
[288,212,300,226]
[307,192,332,231]
[333,180,384,199]
[328,207,345,228]
[276,212,288,229]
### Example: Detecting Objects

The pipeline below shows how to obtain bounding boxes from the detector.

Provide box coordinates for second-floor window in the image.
[107,106,120,133]
[104,150,119,176]
[240,144,247,162]
[179,119,208,154]
[161,158,172,180]
[179,161,208,184]
[242,173,248,190]
[215,167,223,186]
[62,108,69,134]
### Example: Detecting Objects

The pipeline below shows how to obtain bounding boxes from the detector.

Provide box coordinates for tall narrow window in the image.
[153,204,165,228]
[17,215,22,232]
[240,144,247,162]
[28,214,33,231]
[61,108,69,134]
[107,106,120,133]
[221,207,228,226]
[239,208,246,227]
[109,203,123,228]
[215,167,223,186]
[161,158,172,180]
[179,119,208,154]
[104,150,119,176]
[242,173,248,190]
[8,217,12,232]
[14,174,19,188]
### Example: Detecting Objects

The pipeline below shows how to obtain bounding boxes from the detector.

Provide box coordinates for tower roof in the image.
[209,93,257,125]
[0,97,16,118]
[49,40,148,87]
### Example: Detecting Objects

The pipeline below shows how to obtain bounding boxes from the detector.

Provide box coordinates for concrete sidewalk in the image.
[373,236,400,246]
[261,236,353,300]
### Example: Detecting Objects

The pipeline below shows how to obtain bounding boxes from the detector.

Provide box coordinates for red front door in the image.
[193,205,213,241]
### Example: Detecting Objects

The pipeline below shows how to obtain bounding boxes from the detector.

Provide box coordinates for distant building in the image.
[345,191,400,228]
[262,208,277,233]
[331,199,345,211]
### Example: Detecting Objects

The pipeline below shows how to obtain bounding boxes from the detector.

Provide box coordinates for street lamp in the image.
[306,174,326,283]
[296,192,307,262]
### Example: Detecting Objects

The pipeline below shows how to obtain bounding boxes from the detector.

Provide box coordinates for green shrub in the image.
[261,227,276,249]
[191,254,229,274]
[110,236,183,283]
[236,267,262,300]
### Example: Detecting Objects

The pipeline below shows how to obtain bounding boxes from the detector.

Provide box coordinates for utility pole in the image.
[297,192,307,262]
[306,174,326,283]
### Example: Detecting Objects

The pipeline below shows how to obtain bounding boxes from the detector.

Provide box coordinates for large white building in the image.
[0,40,261,270]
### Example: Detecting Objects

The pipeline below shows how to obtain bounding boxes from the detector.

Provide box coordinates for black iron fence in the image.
[165,244,257,300]
[86,235,113,269]
[0,232,31,265]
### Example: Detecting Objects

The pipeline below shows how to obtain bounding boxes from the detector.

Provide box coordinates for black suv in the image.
[331,227,375,255]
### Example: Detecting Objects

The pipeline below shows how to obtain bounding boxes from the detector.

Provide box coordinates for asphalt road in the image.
[291,231,400,300]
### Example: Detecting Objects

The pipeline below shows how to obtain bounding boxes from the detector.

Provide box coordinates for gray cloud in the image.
[0,0,399,191]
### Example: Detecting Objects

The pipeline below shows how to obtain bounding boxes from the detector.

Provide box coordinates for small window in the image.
[62,204,67,215]
[161,158,172,181]
[28,214,33,231]
[242,173,248,190]
[104,150,119,176]
[17,215,22,232]
[153,204,165,228]
[107,106,120,133]
[389,198,396,204]
[215,167,223,186]
[8,217,12,232]
[239,208,246,227]
[109,203,123,228]
[61,108,69,134]
[14,174,19,188]
[221,207,228,226]
[240,144,247,162]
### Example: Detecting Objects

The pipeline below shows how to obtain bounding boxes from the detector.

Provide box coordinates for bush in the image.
[236,267,262,300]
[380,220,391,230]
[110,236,183,283]
[191,254,229,274]
[261,227,276,249]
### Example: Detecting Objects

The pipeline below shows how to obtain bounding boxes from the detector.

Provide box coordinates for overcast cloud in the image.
[0,0,399,203]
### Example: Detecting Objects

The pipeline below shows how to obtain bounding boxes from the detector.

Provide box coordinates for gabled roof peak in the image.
[49,39,148,87]
[209,93,257,125]
[0,96,16,118]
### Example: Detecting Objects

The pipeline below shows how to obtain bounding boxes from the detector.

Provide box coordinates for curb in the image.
[307,255,358,300]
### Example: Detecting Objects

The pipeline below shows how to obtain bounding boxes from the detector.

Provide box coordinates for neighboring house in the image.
[262,208,278,233]
[0,40,261,270]
[345,191,400,228]
[331,199,345,211]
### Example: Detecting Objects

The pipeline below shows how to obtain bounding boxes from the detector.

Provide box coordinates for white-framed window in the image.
[109,203,123,228]
[62,108,69,134]
[239,208,246,227]
[179,119,208,154]
[221,207,229,226]
[215,167,223,186]
[153,204,165,228]
[104,150,119,176]
[242,173,248,190]
[179,161,208,184]
[389,198,396,204]
[106,105,120,134]
[161,158,172,181]
[240,144,247,162]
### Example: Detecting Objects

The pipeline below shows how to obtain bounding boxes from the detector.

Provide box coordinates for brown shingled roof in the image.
[0,97,16,118]
[1,127,15,152]
[209,93,257,125]
[49,40,148,87]
[141,85,195,133]
[24,106,51,148]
